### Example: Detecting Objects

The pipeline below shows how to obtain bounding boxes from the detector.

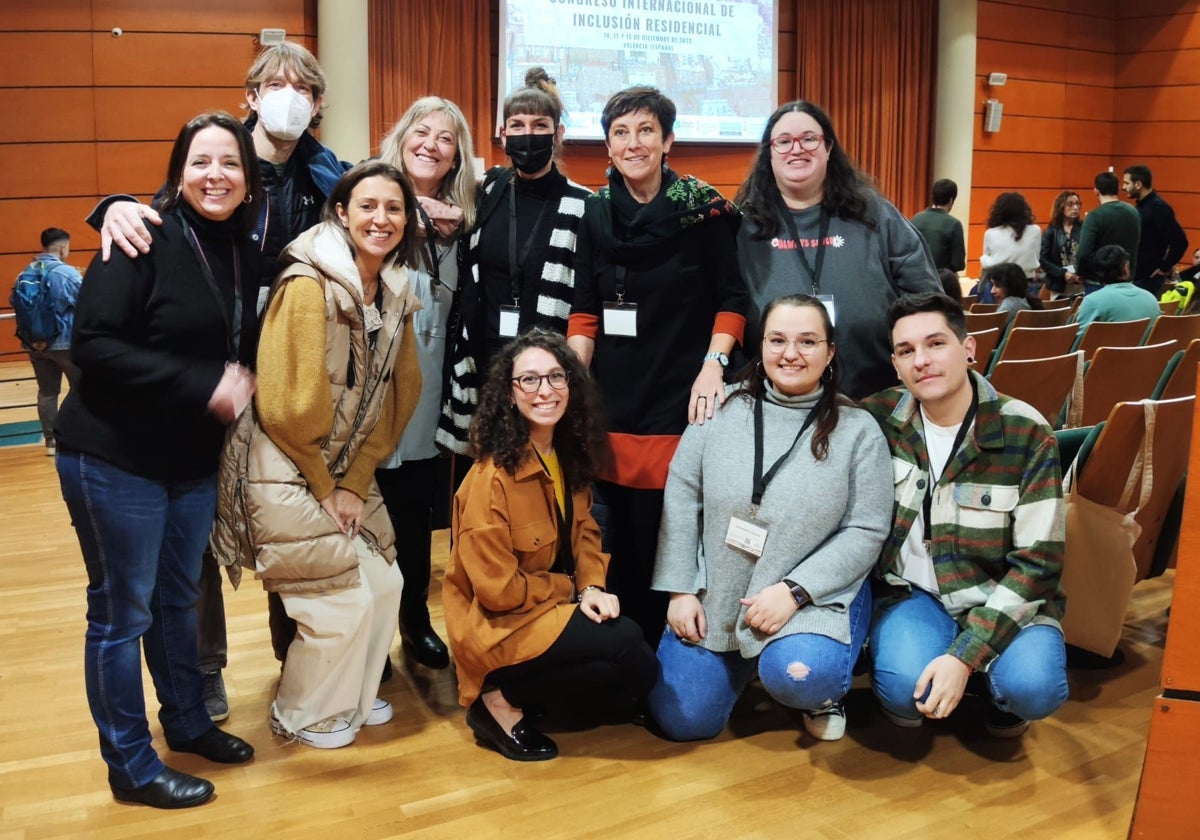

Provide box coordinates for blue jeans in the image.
[648,582,871,741]
[58,451,217,788]
[869,588,1069,722]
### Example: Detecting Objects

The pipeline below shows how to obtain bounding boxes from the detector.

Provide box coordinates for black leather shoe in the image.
[111,767,214,809]
[381,656,394,682]
[167,727,255,764]
[466,697,557,761]
[401,626,450,670]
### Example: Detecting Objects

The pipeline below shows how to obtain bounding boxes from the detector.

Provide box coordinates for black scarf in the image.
[600,167,737,262]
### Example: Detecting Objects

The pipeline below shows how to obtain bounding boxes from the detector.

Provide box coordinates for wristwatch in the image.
[703,351,729,367]
[783,579,811,609]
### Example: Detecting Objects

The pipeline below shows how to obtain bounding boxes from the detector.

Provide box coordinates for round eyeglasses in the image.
[763,336,828,356]
[512,370,570,393]
[768,133,825,154]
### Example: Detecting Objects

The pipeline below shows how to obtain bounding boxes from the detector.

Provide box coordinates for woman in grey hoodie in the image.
[649,295,892,742]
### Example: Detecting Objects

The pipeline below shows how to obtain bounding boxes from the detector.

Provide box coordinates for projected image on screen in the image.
[500,0,776,143]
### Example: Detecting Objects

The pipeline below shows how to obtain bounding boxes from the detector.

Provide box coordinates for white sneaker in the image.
[271,714,356,749]
[365,697,393,726]
[802,703,847,741]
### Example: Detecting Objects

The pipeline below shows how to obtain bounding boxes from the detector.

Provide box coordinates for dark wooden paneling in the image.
[96,141,175,195]
[0,0,91,31]
[975,78,1067,119]
[0,198,104,262]
[0,90,96,143]
[94,88,248,141]
[1117,48,1200,88]
[0,144,99,199]
[92,0,312,34]
[978,2,1069,48]
[973,114,1066,154]
[1062,83,1114,120]
[1114,85,1200,121]
[973,150,1066,187]
[92,32,262,87]
[0,33,93,85]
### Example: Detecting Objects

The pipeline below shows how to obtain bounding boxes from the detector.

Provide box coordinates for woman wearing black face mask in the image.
[437,68,592,455]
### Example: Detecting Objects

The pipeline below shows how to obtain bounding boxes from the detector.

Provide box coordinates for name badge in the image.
[499,305,520,338]
[603,301,638,337]
[817,294,836,326]
[726,515,769,558]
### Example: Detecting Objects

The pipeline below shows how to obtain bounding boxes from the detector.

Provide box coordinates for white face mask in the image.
[256,87,313,142]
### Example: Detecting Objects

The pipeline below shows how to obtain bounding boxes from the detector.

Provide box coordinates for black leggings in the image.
[593,481,669,644]
[486,610,658,711]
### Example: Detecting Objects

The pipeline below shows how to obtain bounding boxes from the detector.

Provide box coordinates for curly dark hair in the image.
[735,100,877,240]
[728,294,855,461]
[985,192,1034,240]
[1047,190,1080,230]
[468,328,610,490]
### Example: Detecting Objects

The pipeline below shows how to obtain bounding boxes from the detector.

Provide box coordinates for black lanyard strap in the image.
[778,200,830,295]
[182,216,240,362]
[921,383,979,542]
[752,393,820,508]
[416,204,441,286]
[507,179,550,305]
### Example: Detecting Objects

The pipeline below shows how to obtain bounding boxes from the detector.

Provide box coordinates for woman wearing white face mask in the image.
[437,67,592,455]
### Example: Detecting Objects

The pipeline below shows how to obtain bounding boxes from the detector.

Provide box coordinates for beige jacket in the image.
[212,222,422,594]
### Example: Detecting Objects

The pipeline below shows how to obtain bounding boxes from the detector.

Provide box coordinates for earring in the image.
[967,356,977,365]
[175,185,182,199]
[243,192,253,205]
[822,365,833,382]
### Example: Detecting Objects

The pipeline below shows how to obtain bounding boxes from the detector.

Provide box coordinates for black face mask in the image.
[505,132,555,175]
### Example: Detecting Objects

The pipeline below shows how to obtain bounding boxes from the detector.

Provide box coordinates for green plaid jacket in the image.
[861,371,1066,671]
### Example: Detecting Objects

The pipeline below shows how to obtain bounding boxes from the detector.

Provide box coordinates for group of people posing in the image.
[50,42,1070,810]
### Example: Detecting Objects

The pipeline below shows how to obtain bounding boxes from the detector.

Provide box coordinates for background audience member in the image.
[910,178,966,273]
[568,85,745,642]
[979,192,1041,287]
[439,67,591,454]
[1076,171,1141,289]
[216,162,422,750]
[863,292,1068,740]
[443,329,657,762]
[11,227,82,456]
[938,268,963,303]
[734,100,940,399]
[988,262,1043,324]
[650,295,890,743]
[55,111,260,809]
[1123,164,1189,297]
[375,96,479,672]
[1071,244,1162,329]
[1040,190,1083,298]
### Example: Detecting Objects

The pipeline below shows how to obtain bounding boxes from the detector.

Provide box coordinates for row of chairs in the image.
[968,298,1183,318]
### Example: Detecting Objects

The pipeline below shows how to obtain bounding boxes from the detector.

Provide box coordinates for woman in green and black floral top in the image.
[567,86,746,642]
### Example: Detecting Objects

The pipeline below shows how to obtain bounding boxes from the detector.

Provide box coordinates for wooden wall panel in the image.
[0,145,99,199]
[977,2,1068,47]
[1117,48,1200,87]
[96,142,175,196]
[91,0,311,34]
[1118,11,1200,52]
[0,0,91,30]
[0,33,94,86]
[93,88,248,141]
[1114,84,1200,121]
[1131,697,1200,836]
[973,115,1065,153]
[92,33,263,87]
[0,90,97,143]
[0,199,103,259]
[1061,83,1114,120]
[1116,0,1200,19]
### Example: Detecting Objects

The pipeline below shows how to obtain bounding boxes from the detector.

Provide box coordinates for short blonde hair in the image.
[244,42,327,129]
[378,97,479,230]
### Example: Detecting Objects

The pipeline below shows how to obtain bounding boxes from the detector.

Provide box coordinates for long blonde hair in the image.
[378,96,478,230]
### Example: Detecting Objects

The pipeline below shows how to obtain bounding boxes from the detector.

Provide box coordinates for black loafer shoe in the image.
[401,626,451,670]
[167,727,255,764]
[466,697,557,761]
[111,767,214,809]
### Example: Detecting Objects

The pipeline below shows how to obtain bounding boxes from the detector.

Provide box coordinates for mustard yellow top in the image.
[539,448,565,515]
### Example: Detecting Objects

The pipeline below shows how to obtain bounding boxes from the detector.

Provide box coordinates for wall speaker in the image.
[984,99,1003,133]
[260,28,286,46]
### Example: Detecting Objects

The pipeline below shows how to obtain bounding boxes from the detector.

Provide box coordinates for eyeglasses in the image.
[768,133,825,154]
[763,336,828,356]
[512,370,570,393]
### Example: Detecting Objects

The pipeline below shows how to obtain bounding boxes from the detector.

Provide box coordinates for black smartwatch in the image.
[783,579,811,609]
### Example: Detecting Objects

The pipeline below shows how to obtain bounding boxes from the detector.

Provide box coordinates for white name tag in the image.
[817,294,836,326]
[603,301,638,337]
[499,305,520,338]
[725,515,769,558]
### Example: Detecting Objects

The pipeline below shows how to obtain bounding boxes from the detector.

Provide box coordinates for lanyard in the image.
[534,449,576,578]
[778,199,830,295]
[416,204,454,299]
[182,217,240,362]
[507,179,550,305]
[921,384,979,542]
[752,393,820,509]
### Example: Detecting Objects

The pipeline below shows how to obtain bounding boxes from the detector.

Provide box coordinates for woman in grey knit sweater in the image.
[649,295,892,742]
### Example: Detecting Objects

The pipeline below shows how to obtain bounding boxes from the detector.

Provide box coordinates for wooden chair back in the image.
[1080,340,1180,427]
[1076,396,1195,580]
[1144,314,1200,348]
[1152,339,1200,401]
[1011,307,1071,329]
[1160,299,1181,316]
[990,323,1080,371]
[965,310,1009,335]
[988,351,1083,428]
[1043,298,1074,310]
[968,328,1002,372]
[961,293,979,308]
[1073,318,1152,362]
[969,302,999,314]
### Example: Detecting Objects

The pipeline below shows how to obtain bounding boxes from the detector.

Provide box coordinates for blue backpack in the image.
[9,260,59,348]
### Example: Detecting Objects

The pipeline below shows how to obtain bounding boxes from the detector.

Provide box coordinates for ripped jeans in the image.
[648,582,870,741]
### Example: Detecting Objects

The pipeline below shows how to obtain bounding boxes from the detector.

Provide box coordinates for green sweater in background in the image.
[910,207,966,273]
[1076,199,1141,281]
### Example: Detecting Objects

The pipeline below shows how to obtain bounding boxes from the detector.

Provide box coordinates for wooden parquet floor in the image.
[0,443,1175,839]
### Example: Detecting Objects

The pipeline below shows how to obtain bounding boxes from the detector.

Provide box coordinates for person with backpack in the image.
[10,227,83,456]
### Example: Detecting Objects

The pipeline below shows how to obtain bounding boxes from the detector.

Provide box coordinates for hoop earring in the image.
[755,359,766,377]
[967,356,977,365]
[175,185,182,199]
[822,365,833,382]
[243,192,253,205]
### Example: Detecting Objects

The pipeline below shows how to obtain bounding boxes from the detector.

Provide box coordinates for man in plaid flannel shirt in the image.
[861,292,1068,739]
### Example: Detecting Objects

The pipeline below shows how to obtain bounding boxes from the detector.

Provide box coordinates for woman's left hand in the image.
[688,360,726,425]
[740,582,799,636]
[319,488,366,539]
[416,196,464,239]
[579,588,621,623]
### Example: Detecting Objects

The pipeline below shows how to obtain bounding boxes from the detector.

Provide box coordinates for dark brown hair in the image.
[469,328,610,490]
[320,160,420,270]
[159,111,263,236]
